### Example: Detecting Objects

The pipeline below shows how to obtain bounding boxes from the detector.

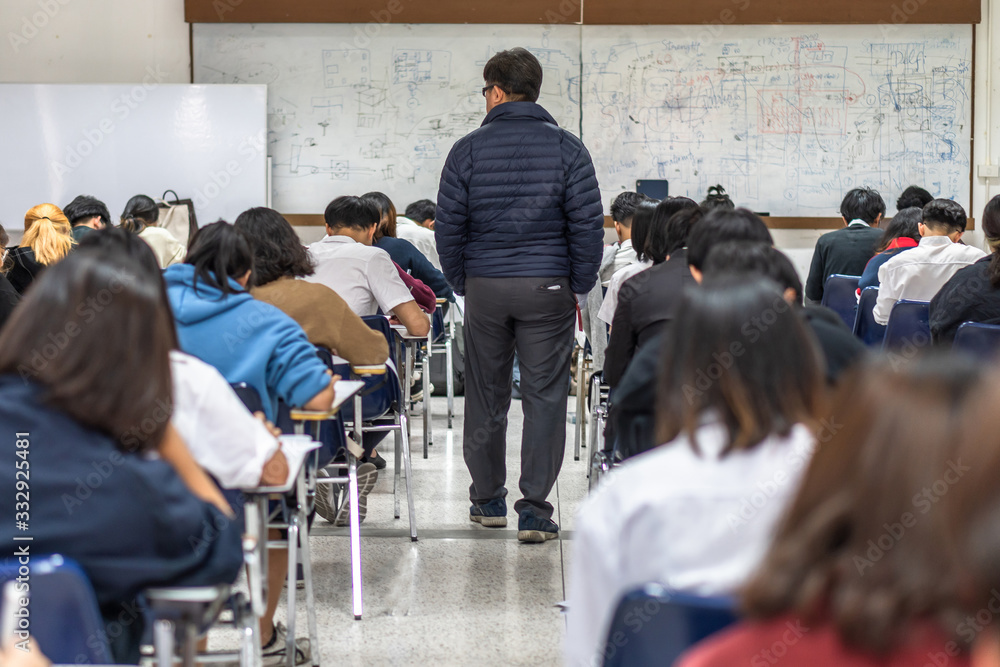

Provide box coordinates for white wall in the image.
[0,0,189,85]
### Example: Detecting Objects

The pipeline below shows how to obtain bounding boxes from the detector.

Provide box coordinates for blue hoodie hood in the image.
[164,263,253,326]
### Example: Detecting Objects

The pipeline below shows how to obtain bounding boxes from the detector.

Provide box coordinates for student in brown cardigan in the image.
[234,207,388,367]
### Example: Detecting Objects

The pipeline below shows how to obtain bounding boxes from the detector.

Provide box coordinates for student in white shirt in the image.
[120,194,186,268]
[404,199,437,230]
[306,196,430,337]
[873,199,986,325]
[566,277,825,667]
[597,200,658,325]
[600,192,646,284]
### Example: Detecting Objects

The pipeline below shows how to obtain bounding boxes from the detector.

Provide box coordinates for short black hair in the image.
[876,207,922,252]
[840,187,886,225]
[63,195,111,227]
[646,200,701,263]
[686,208,773,271]
[234,207,315,286]
[610,192,646,226]
[703,241,803,305]
[405,199,436,223]
[324,196,381,232]
[897,186,933,211]
[483,47,543,103]
[922,199,968,233]
[700,185,735,212]
[183,221,254,297]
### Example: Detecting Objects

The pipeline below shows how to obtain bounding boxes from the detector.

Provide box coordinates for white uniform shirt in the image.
[139,226,186,268]
[873,236,986,325]
[564,421,815,667]
[396,216,441,269]
[597,260,652,325]
[170,350,280,490]
[305,234,414,317]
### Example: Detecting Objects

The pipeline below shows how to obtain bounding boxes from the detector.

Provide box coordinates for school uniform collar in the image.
[847,219,870,228]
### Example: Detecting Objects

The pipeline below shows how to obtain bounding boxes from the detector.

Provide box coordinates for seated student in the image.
[364,191,453,301]
[306,196,430,337]
[601,191,646,284]
[596,198,658,326]
[0,251,243,663]
[404,198,436,230]
[700,184,735,211]
[897,183,934,211]
[566,277,824,667]
[931,194,1000,343]
[234,207,389,365]
[0,224,21,330]
[678,358,979,667]
[873,199,985,325]
[805,187,885,303]
[165,221,338,423]
[394,196,441,268]
[120,194,186,268]
[603,200,701,386]
[7,203,73,295]
[63,194,110,242]
[857,206,922,292]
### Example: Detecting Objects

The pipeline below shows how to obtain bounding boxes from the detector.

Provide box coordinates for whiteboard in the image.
[0,84,266,232]
[193,23,582,214]
[192,24,972,217]
[583,25,973,215]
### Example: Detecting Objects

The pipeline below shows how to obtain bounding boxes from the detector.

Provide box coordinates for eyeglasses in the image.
[481,84,508,98]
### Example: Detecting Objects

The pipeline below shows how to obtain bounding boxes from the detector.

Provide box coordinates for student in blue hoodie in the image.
[164,222,337,423]
[0,250,243,663]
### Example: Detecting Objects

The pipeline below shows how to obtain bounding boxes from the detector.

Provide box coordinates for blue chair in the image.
[821,274,861,329]
[953,322,1000,360]
[0,555,113,665]
[601,584,738,667]
[881,300,931,352]
[852,287,887,347]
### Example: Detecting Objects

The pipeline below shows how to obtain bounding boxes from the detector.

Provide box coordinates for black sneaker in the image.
[517,510,558,543]
[362,451,388,470]
[469,497,508,527]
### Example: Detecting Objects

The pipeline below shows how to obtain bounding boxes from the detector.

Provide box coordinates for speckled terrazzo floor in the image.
[209,393,591,666]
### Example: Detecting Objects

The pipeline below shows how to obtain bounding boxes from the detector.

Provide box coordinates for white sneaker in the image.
[261,622,310,666]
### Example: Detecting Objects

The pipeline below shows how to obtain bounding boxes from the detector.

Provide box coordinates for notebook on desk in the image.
[332,379,365,412]
[242,435,320,494]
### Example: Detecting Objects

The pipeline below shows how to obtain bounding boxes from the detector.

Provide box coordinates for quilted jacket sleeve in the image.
[562,141,605,295]
[435,139,473,296]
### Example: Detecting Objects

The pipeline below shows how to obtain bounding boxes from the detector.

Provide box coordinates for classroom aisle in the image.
[215,393,591,667]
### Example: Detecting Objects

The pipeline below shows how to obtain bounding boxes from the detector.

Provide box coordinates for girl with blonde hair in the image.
[8,203,73,294]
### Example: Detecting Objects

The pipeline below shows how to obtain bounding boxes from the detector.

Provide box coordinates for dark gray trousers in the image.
[463,276,577,519]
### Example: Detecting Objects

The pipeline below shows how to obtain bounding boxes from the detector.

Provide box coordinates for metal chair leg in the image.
[574,346,586,461]
[284,515,299,667]
[445,330,454,429]
[423,341,431,456]
[400,411,418,541]
[393,423,402,519]
[347,455,363,619]
[153,619,174,667]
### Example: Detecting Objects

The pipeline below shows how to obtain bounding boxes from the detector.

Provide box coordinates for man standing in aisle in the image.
[436,48,604,543]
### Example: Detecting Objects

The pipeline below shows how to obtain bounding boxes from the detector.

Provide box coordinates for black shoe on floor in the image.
[363,452,388,470]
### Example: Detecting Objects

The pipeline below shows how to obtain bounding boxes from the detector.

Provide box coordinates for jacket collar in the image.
[481,101,558,127]
[918,235,954,248]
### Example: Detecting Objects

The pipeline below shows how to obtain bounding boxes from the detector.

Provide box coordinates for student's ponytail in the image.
[982,196,1000,288]
[120,194,159,234]
[22,203,73,266]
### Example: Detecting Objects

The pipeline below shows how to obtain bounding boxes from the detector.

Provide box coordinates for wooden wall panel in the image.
[186,0,582,24]
[582,0,980,25]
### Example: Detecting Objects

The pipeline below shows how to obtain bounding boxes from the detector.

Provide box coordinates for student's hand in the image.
[252,412,282,439]
[388,315,402,326]
[2,638,52,667]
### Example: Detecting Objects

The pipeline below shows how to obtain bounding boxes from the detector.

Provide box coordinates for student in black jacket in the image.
[608,241,865,461]
[930,194,1000,343]
[0,224,21,330]
[805,187,885,302]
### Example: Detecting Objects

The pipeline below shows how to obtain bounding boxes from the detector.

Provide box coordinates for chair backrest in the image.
[953,322,1000,360]
[362,315,399,367]
[852,287,887,347]
[601,584,738,667]
[881,300,931,352]
[820,274,861,329]
[0,555,113,665]
[230,382,265,414]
